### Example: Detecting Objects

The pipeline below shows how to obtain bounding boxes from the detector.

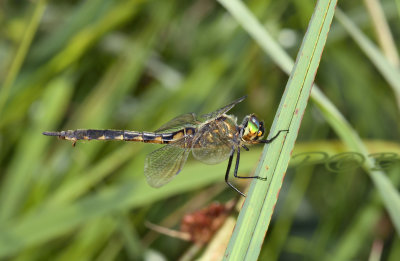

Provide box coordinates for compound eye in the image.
[242,115,264,142]
[248,118,259,134]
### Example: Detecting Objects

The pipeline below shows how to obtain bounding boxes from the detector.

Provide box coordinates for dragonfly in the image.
[43,96,288,196]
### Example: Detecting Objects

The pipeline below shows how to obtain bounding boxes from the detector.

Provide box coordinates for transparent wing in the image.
[144,139,190,188]
[191,126,234,165]
[200,96,246,121]
[155,113,199,133]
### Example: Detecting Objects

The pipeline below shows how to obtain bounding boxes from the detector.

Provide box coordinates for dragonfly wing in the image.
[144,140,190,188]
[200,96,246,121]
[191,126,234,165]
[155,113,199,133]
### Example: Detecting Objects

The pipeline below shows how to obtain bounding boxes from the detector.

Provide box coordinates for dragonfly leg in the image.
[225,150,246,197]
[259,129,289,144]
[234,147,267,181]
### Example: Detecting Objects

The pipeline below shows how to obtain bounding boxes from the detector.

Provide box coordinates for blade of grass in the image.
[0,0,47,116]
[218,0,400,239]
[363,0,400,66]
[220,0,337,260]
[335,8,400,109]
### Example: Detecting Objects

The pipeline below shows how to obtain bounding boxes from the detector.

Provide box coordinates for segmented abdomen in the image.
[43,128,196,144]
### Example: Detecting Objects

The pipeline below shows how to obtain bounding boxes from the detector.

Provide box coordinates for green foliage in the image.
[0,0,399,260]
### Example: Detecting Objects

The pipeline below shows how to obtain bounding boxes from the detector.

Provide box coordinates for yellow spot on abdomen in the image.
[97,135,106,140]
[134,136,143,141]
[115,135,123,140]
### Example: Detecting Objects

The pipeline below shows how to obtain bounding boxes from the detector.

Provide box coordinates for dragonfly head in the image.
[241,114,265,143]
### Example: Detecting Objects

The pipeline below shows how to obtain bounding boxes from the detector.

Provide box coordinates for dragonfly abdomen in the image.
[126,128,196,144]
[43,128,196,145]
[43,129,126,142]
[125,131,173,144]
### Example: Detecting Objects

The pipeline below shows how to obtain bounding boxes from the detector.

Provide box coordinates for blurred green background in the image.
[0,0,400,260]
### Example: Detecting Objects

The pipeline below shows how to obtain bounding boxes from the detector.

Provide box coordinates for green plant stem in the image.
[221,0,337,260]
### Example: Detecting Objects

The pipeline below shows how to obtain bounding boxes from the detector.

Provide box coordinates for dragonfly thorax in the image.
[241,114,265,143]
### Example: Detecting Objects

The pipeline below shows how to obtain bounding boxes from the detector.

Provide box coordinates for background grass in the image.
[0,0,399,260]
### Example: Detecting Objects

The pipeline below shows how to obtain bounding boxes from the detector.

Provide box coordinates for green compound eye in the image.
[248,120,258,133]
